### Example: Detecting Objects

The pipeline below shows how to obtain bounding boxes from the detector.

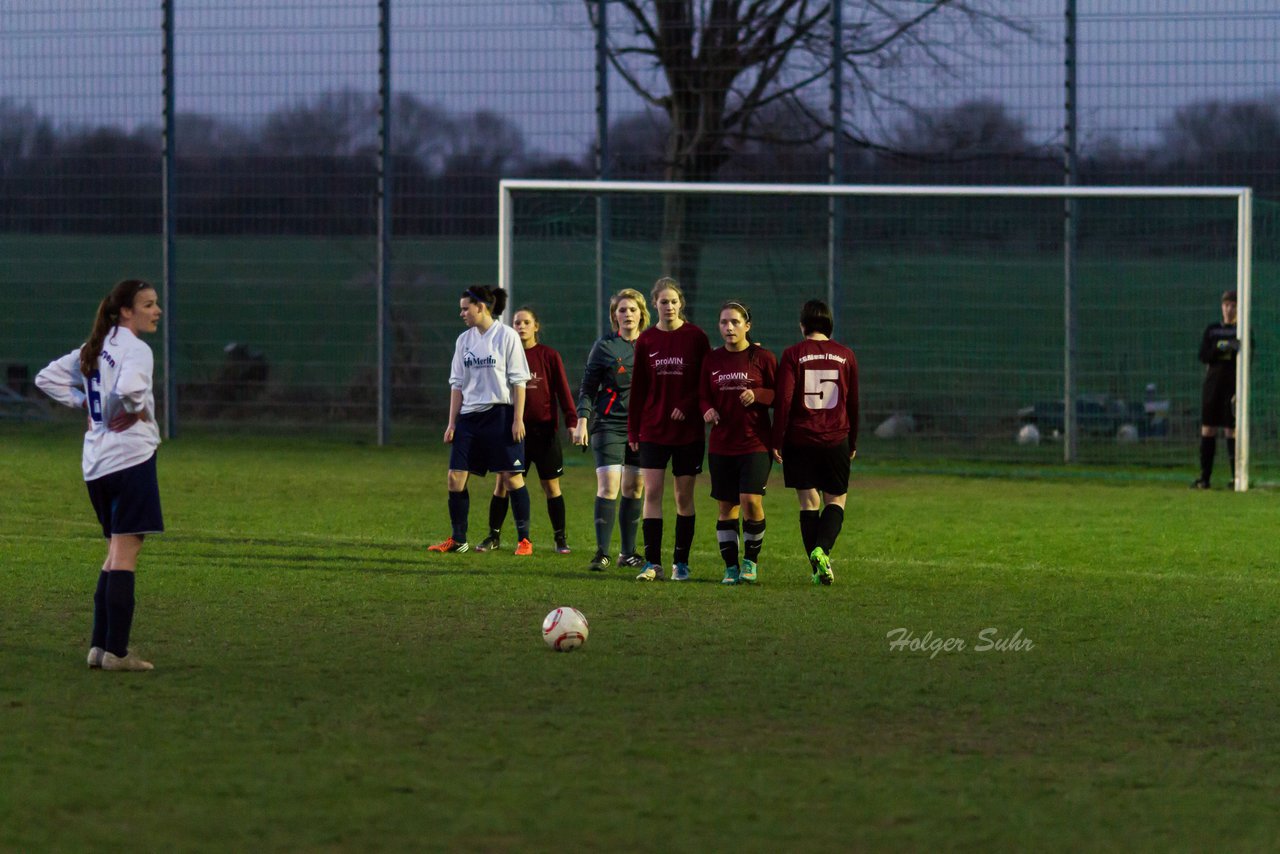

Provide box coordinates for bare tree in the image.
[588,0,1024,308]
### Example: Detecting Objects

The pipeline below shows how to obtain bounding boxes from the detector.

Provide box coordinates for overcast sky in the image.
[2,0,1278,157]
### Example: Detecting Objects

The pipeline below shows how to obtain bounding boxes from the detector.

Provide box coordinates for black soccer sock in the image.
[1199,435,1215,483]
[91,570,110,650]
[817,504,845,554]
[643,517,664,567]
[673,514,696,566]
[488,494,510,538]
[104,570,136,658]
[618,496,642,557]
[594,496,619,554]
[1227,437,1236,481]
[547,495,567,540]
[743,518,766,564]
[716,519,740,568]
[448,489,470,541]
[799,509,820,554]
[509,485,532,541]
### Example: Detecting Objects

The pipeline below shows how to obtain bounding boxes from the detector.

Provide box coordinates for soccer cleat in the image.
[618,553,645,568]
[809,547,834,586]
[721,565,740,585]
[1190,478,1211,490]
[427,537,470,553]
[87,646,105,669]
[588,551,611,572]
[514,538,533,556]
[739,559,758,584]
[672,563,691,582]
[554,537,571,555]
[636,563,665,581]
[101,650,154,672]
[475,532,502,552]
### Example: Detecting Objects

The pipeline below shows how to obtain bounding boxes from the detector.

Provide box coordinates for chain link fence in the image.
[2,1,1277,476]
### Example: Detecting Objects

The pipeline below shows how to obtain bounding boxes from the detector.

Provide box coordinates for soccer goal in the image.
[498,179,1256,489]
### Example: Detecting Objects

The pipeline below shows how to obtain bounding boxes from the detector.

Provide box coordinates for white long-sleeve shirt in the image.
[36,326,161,480]
[448,320,531,414]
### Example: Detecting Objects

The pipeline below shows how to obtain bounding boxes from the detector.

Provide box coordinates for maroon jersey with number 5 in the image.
[771,338,859,450]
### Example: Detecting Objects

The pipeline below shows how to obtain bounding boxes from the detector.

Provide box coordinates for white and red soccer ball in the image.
[542,606,589,652]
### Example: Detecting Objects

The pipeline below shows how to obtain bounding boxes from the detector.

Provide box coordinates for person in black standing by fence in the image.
[1192,290,1239,489]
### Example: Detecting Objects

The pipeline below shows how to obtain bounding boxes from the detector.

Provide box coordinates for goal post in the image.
[499,179,1254,489]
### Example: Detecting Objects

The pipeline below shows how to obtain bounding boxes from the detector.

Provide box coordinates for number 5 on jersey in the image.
[804,369,839,410]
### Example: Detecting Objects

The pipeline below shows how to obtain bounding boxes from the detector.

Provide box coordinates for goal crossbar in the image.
[498,179,1254,489]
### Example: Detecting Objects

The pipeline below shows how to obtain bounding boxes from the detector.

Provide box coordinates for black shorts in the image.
[86,453,164,538]
[708,452,772,502]
[524,423,564,481]
[781,440,851,496]
[591,424,640,469]
[1201,372,1235,428]
[450,406,525,475]
[638,439,705,477]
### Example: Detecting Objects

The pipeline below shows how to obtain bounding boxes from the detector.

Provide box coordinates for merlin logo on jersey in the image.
[463,349,498,369]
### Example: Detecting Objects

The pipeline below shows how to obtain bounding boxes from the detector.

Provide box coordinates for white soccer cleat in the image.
[87,646,105,669]
[101,650,154,672]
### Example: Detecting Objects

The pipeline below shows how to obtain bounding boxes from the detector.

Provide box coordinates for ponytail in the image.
[80,279,151,377]
[461,285,509,318]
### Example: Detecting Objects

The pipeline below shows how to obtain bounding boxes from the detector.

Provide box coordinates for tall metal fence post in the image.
[161,0,177,439]
[377,0,393,445]
[828,0,844,327]
[1062,0,1079,463]
[595,0,610,336]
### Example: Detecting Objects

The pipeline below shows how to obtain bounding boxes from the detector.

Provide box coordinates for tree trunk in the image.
[659,92,728,322]
[659,190,704,319]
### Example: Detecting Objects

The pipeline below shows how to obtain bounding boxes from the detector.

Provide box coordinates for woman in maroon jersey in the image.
[771,299,859,586]
[700,300,776,586]
[627,277,711,582]
[475,306,579,554]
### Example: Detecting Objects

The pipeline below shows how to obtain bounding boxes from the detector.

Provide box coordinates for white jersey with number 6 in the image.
[36,326,160,480]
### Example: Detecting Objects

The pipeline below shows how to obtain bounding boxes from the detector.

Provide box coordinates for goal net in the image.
[498,180,1261,489]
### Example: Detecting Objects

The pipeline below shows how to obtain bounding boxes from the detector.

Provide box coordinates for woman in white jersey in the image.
[427,286,535,555]
[35,279,163,672]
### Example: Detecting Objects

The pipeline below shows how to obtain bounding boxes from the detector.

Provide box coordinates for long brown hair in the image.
[79,279,152,377]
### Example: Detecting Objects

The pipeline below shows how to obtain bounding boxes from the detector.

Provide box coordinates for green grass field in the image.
[3,423,1278,851]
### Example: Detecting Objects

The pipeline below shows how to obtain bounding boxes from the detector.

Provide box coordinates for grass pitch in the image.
[2,423,1278,852]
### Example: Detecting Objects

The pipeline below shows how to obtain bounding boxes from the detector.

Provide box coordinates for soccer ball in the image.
[542,606,589,652]
[1116,423,1139,443]
[1016,423,1041,446]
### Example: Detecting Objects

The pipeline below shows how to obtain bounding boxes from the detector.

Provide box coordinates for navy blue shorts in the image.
[450,405,526,475]
[86,453,164,539]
